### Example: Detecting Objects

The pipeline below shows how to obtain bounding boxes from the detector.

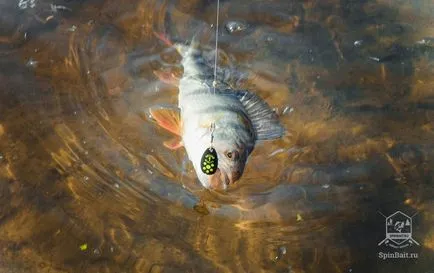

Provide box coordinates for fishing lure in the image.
[201,147,218,175]
[200,123,218,175]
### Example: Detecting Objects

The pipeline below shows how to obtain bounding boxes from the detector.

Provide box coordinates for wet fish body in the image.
[150,40,284,190]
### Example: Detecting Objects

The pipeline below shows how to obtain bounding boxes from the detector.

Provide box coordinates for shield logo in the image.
[386,211,412,245]
[378,211,420,248]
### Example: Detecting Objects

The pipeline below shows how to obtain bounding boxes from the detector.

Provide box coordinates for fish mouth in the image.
[208,168,241,190]
[209,169,227,190]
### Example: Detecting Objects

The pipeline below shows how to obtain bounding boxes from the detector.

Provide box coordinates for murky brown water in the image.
[0,0,434,272]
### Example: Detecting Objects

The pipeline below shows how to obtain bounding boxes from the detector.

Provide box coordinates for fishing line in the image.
[212,0,220,92]
[200,0,220,176]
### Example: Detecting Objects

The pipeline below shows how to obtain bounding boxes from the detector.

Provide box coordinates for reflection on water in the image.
[0,0,434,272]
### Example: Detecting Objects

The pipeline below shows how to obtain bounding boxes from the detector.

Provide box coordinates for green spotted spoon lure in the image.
[200,123,218,175]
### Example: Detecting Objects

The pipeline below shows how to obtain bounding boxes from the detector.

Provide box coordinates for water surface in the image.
[0,0,434,272]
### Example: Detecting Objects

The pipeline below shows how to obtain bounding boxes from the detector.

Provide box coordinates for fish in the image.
[149,34,285,190]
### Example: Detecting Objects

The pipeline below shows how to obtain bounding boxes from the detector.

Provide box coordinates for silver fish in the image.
[149,36,284,190]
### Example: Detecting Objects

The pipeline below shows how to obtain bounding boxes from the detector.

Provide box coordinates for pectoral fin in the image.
[148,106,182,136]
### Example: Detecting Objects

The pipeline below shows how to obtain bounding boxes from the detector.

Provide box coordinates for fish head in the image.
[193,139,252,191]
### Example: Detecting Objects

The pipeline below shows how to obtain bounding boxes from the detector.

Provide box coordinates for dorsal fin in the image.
[222,90,285,141]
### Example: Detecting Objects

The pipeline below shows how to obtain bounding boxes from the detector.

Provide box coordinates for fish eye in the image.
[225,151,239,160]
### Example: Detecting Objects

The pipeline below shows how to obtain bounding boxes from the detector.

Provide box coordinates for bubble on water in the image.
[26,58,38,68]
[83,176,89,182]
[225,21,249,34]
[114,183,120,189]
[322,184,330,189]
[354,40,363,47]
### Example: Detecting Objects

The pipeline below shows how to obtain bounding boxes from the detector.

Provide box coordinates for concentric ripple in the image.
[0,0,433,272]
